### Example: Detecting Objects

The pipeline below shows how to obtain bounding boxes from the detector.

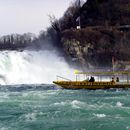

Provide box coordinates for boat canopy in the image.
[75,70,130,75]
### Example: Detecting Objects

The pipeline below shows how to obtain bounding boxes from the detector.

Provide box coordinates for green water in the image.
[0,85,130,130]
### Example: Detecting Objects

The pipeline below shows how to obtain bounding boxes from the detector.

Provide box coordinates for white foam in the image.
[94,113,106,118]
[53,101,67,106]
[126,126,130,129]
[116,101,123,107]
[52,100,85,109]
[24,113,37,122]
[71,100,85,109]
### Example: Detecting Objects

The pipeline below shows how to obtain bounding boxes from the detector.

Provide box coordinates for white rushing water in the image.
[0,50,75,85]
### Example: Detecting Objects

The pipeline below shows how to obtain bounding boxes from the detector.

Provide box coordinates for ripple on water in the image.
[0,127,9,130]
[0,87,130,130]
[52,100,86,109]
[0,93,9,102]
[20,113,37,122]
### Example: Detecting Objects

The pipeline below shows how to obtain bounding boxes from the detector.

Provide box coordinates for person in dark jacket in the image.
[89,76,95,82]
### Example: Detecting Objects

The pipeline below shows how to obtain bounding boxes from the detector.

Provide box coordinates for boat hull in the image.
[53,81,130,89]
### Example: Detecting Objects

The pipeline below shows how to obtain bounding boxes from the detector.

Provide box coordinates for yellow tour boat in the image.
[53,70,130,89]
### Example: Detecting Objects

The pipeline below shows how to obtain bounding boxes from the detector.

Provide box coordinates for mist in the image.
[0,50,76,85]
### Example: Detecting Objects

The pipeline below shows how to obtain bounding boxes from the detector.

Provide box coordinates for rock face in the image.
[60,0,130,69]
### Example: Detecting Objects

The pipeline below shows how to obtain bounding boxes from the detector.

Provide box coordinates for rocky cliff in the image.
[58,0,130,69]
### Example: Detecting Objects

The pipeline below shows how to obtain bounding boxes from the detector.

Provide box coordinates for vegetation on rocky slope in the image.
[50,0,130,68]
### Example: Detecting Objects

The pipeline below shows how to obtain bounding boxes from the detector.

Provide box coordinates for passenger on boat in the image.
[89,76,95,82]
[116,77,119,82]
[111,77,115,82]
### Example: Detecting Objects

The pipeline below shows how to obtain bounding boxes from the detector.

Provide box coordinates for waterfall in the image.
[0,50,75,85]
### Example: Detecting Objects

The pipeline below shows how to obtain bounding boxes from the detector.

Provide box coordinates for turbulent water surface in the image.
[0,84,130,130]
[0,50,130,130]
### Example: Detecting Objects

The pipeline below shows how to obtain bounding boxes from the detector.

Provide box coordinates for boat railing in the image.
[115,81,130,85]
[56,75,72,81]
